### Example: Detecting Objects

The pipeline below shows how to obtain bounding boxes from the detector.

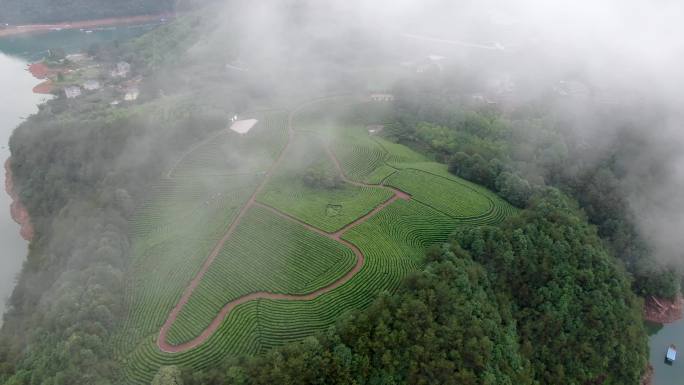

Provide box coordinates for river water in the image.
[0,25,156,321]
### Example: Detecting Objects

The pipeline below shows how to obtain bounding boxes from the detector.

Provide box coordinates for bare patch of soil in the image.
[645,295,683,324]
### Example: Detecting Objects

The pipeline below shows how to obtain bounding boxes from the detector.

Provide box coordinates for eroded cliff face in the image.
[4,159,33,241]
[644,295,683,324]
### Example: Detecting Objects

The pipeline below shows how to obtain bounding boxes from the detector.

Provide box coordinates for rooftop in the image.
[64,86,81,98]
[667,346,677,361]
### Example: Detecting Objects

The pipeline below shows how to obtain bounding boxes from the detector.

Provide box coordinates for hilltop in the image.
[0,2,668,384]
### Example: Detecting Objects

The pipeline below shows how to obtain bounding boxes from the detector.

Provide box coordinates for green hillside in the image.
[117,97,517,383]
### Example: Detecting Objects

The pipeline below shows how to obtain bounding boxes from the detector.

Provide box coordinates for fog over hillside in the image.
[4,1,684,383]
[194,0,684,266]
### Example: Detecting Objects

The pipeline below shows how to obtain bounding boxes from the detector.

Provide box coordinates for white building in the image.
[470,94,497,105]
[83,80,101,91]
[66,53,88,63]
[487,75,515,95]
[555,80,591,98]
[111,61,131,78]
[64,86,82,99]
[370,93,395,102]
[229,119,258,135]
[124,87,140,101]
[428,55,446,62]
[367,125,384,135]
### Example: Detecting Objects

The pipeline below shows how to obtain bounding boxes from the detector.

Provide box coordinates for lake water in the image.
[0,24,159,61]
[0,53,46,320]
[649,315,684,385]
[0,25,155,321]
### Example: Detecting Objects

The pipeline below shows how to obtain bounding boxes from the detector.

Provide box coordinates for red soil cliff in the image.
[640,364,653,385]
[4,159,34,241]
[27,63,49,79]
[644,295,683,324]
[32,80,54,94]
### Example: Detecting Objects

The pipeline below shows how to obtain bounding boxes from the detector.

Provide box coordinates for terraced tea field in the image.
[258,132,394,232]
[164,205,358,345]
[118,97,517,383]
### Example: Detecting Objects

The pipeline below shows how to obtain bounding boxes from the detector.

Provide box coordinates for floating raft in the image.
[666,344,677,363]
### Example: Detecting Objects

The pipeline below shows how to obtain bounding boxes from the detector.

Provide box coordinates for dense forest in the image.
[0,95,230,384]
[386,76,681,301]
[0,15,237,383]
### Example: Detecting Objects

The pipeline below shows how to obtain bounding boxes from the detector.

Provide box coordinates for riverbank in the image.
[33,80,54,94]
[642,364,654,385]
[642,295,683,385]
[0,12,174,38]
[645,295,683,324]
[4,159,33,241]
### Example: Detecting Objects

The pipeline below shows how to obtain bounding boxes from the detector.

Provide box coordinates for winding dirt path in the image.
[157,99,409,353]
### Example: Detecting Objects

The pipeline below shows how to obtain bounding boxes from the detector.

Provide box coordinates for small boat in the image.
[666,344,677,363]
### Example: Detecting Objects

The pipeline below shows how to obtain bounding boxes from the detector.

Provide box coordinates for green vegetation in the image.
[258,133,393,232]
[152,366,183,385]
[259,174,393,232]
[451,190,648,384]
[112,97,515,384]
[199,251,530,385]
[332,132,397,183]
[117,111,288,354]
[181,190,646,385]
[386,169,493,218]
[121,14,211,74]
[120,173,262,355]
[302,165,344,189]
[132,175,260,240]
[123,197,462,384]
[165,205,358,344]
[389,82,681,300]
[169,111,288,178]
[124,301,262,384]
[0,84,230,384]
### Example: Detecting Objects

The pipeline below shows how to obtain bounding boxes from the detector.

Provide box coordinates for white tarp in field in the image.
[229,119,258,134]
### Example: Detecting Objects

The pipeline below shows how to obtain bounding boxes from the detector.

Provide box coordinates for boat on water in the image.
[666,344,677,363]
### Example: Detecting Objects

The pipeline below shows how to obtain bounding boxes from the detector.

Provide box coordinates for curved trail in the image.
[158,99,409,353]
